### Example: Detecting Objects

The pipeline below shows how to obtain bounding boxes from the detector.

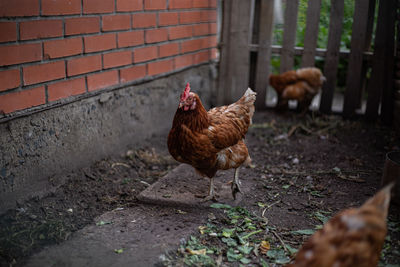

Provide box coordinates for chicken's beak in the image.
[179,101,184,108]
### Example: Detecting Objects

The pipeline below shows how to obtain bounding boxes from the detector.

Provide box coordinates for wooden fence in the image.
[217,0,397,122]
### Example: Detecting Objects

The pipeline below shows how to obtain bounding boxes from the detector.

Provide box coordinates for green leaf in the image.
[222,228,235,238]
[282,184,291,189]
[227,248,242,262]
[221,237,237,247]
[284,244,298,256]
[314,211,330,224]
[291,229,315,235]
[114,248,124,254]
[267,249,290,264]
[240,257,252,264]
[96,220,112,226]
[237,245,253,255]
[210,203,231,209]
[260,258,270,267]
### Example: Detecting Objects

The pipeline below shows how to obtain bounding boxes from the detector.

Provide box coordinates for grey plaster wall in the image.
[0,65,216,214]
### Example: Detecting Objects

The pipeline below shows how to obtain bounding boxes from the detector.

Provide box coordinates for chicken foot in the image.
[231,168,242,199]
[201,177,217,202]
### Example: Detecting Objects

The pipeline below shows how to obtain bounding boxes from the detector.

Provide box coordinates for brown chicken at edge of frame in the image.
[167,83,256,201]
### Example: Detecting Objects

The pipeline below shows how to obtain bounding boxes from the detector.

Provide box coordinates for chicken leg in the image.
[231,168,242,199]
[201,177,217,202]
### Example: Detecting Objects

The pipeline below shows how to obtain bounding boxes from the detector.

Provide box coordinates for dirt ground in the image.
[0,110,399,267]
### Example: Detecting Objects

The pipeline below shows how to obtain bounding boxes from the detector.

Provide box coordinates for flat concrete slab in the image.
[138,164,250,207]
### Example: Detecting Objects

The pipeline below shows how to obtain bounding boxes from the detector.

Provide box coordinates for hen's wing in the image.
[206,88,256,150]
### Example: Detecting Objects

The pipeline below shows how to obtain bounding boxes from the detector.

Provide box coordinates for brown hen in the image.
[286,183,394,267]
[269,67,325,112]
[167,83,256,201]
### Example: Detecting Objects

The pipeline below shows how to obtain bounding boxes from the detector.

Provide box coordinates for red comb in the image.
[180,82,191,101]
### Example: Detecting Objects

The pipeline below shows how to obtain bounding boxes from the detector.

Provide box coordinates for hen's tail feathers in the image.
[240,88,257,123]
[364,182,394,219]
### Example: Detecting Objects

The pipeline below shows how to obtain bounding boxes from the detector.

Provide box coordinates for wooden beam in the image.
[301,0,322,68]
[254,0,275,109]
[319,0,345,114]
[342,1,370,118]
[280,0,299,73]
[366,0,395,121]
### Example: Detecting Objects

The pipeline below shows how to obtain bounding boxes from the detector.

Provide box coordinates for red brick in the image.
[120,65,146,83]
[67,55,102,76]
[23,61,65,85]
[145,28,168,43]
[103,50,132,69]
[102,14,131,31]
[117,0,143,12]
[48,77,86,101]
[144,0,166,10]
[193,24,209,36]
[134,46,157,63]
[169,0,192,9]
[83,0,114,14]
[0,86,45,114]
[179,11,201,24]
[84,34,116,53]
[65,17,100,35]
[0,43,42,66]
[132,13,156,28]
[169,25,192,40]
[117,31,144,48]
[148,59,173,76]
[158,12,179,26]
[44,37,82,59]
[174,54,193,69]
[159,43,179,58]
[209,22,217,34]
[20,20,63,40]
[201,10,217,22]
[193,50,209,64]
[181,38,203,53]
[42,0,81,15]
[0,0,39,17]
[210,0,217,8]
[193,0,209,8]
[203,35,217,48]
[0,69,20,92]
[87,70,119,91]
[0,22,17,43]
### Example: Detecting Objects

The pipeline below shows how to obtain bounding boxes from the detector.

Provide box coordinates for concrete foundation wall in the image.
[0,65,215,214]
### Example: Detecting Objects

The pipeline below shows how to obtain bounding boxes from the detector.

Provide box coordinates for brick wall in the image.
[0,0,218,116]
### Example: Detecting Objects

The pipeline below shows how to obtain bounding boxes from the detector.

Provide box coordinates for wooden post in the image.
[319,0,344,114]
[366,0,396,122]
[254,0,275,109]
[217,0,232,105]
[280,0,299,73]
[301,0,322,68]
[342,1,370,118]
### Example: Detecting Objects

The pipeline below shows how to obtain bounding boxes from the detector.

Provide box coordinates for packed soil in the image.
[0,110,399,267]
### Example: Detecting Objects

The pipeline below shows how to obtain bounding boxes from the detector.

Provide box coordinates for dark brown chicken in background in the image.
[269,67,325,112]
[167,83,256,201]
[286,182,394,267]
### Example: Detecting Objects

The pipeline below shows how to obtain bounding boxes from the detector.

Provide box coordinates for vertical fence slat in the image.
[342,1,370,117]
[366,0,396,121]
[379,0,396,124]
[217,0,232,105]
[319,0,345,114]
[227,0,252,102]
[301,0,322,68]
[255,0,275,109]
[280,0,299,73]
